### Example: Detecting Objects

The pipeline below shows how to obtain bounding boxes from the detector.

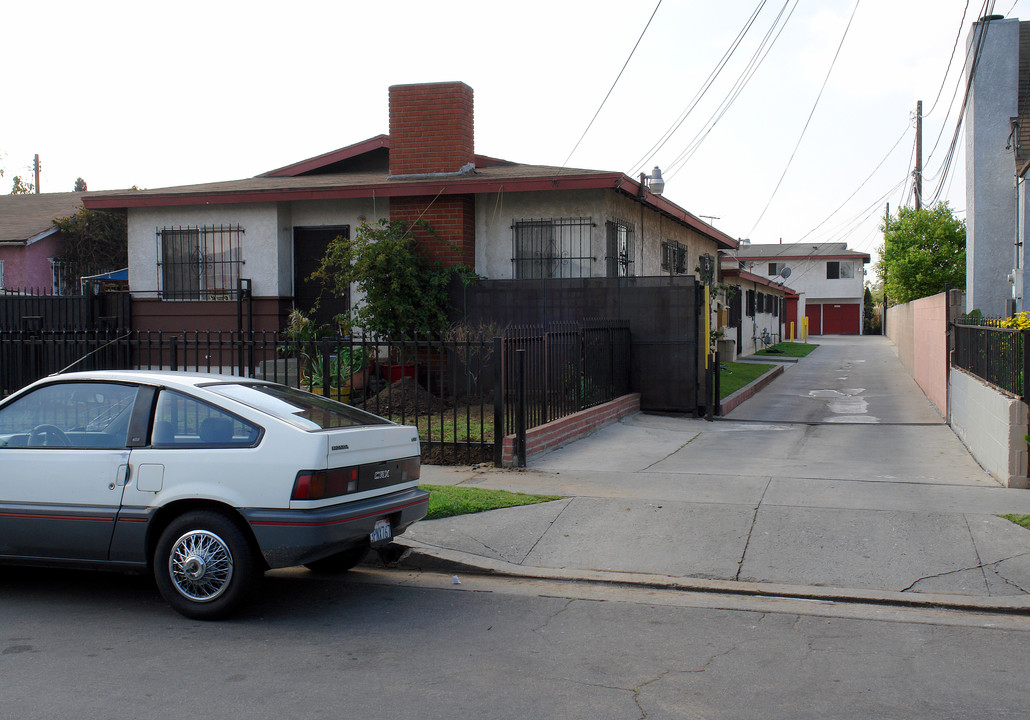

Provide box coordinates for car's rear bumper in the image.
[242,487,430,568]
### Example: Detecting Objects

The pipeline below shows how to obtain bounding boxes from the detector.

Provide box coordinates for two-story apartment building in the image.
[727,242,870,335]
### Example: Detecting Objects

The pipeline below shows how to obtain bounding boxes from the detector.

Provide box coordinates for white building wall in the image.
[965,17,1019,315]
[747,257,864,302]
[128,204,280,298]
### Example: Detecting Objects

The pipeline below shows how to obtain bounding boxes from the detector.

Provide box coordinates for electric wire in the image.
[664,0,798,179]
[557,0,663,174]
[924,0,972,118]
[628,0,769,176]
[747,0,862,238]
[797,123,911,243]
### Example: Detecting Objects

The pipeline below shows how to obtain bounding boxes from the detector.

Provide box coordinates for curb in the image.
[720,364,784,415]
[386,540,1030,616]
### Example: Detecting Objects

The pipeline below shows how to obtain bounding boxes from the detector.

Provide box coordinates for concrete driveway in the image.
[402,335,1030,608]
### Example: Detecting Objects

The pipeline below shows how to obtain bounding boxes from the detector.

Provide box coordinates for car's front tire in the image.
[154,510,261,620]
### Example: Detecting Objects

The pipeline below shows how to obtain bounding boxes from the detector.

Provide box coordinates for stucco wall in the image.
[474,188,720,280]
[950,367,1028,488]
[965,17,1020,316]
[0,233,64,291]
[886,291,956,416]
[747,257,865,303]
[129,204,281,298]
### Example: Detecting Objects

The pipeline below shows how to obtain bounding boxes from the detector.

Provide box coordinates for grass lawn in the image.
[1002,514,1030,530]
[719,361,776,398]
[755,341,819,358]
[390,411,494,443]
[421,483,563,519]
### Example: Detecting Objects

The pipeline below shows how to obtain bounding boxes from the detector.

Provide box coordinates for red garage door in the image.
[822,303,860,334]
[805,304,822,335]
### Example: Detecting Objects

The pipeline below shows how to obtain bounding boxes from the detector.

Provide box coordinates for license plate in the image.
[370,518,392,546]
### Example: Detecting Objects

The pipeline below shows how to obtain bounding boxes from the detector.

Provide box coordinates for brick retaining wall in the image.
[501,393,640,467]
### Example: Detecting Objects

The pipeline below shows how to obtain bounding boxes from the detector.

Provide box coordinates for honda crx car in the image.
[0,370,428,619]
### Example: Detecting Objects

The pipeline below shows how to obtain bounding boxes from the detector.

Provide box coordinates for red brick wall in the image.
[391,195,475,268]
[501,394,641,467]
[389,82,474,176]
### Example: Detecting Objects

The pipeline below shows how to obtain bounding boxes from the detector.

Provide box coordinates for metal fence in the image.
[0,288,131,331]
[952,321,1027,399]
[1,321,632,466]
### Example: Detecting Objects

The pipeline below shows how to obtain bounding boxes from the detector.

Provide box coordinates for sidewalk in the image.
[391,338,1030,613]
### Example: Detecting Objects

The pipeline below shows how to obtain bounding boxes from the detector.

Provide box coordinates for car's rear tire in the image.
[154,510,261,620]
[303,542,370,574]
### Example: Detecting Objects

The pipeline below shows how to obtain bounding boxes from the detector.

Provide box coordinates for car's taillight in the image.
[292,457,420,501]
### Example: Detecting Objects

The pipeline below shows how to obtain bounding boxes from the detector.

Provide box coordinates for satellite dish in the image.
[780,267,792,278]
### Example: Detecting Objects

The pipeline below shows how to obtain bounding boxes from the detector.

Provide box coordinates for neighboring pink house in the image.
[0,192,91,293]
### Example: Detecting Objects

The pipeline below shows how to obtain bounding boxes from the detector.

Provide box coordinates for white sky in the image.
[3,0,1021,270]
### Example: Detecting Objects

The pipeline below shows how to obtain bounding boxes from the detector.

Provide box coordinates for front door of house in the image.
[293,226,350,328]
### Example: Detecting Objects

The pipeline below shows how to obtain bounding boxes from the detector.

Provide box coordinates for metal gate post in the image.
[515,348,527,468]
[493,337,503,468]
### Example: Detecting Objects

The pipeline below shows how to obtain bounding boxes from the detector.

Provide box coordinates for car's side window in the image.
[0,382,139,449]
[152,390,260,448]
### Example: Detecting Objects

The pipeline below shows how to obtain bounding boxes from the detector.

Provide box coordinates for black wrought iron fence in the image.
[497,320,631,460]
[2,321,633,465]
[952,322,1027,399]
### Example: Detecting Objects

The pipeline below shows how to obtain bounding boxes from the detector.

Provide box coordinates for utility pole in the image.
[913,101,922,210]
[33,154,40,194]
[883,202,889,336]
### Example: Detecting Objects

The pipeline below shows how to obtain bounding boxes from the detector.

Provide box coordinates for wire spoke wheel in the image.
[168,530,234,602]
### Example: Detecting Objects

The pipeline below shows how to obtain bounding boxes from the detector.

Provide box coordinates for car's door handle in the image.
[113,464,130,488]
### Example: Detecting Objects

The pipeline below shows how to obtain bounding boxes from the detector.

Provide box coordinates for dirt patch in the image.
[358,376,449,416]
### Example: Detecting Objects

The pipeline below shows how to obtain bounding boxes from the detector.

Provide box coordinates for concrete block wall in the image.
[501,393,640,467]
[949,368,1029,488]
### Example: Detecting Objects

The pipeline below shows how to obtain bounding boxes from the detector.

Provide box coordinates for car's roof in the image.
[38,369,275,391]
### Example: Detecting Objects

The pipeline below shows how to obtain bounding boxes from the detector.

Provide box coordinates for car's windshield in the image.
[205,383,392,431]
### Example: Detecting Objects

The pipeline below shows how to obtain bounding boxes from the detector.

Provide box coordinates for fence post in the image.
[1022,329,1029,405]
[493,336,503,468]
[321,338,332,398]
[169,336,179,372]
[515,348,527,469]
[714,349,722,416]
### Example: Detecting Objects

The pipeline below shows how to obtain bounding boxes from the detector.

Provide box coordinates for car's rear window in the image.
[205,383,392,431]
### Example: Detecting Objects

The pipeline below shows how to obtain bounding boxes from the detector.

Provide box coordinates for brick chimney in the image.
[389,82,474,176]
[388,82,476,268]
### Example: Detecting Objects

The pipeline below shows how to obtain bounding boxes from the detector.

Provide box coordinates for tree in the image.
[73,177,88,192]
[876,203,965,305]
[309,219,473,337]
[51,207,127,294]
[10,175,34,194]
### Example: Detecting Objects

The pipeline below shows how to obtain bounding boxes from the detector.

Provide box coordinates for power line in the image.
[664,0,798,179]
[747,0,863,238]
[628,0,769,175]
[798,123,911,242]
[924,0,973,118]
[558,0,663,173]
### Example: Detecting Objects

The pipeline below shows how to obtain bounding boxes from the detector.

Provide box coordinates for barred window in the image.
[158,225,244,300]
[661,240,687,274]
[757,292,765,314]
[746,289,755,317]
[51,259,70,295]
[0,259,5,289]
[512,218,593,279]
[605,219,635,278]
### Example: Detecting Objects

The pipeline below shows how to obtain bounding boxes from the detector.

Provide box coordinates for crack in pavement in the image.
[736,477,773,581]
[899,551,1030,593]
[638,432,703,472]
[520,498,575,565]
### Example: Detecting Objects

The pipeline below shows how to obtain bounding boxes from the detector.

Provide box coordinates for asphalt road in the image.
[0,565,1027,720]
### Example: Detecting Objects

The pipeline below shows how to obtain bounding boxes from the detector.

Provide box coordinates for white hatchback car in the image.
[0,370,428,619]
